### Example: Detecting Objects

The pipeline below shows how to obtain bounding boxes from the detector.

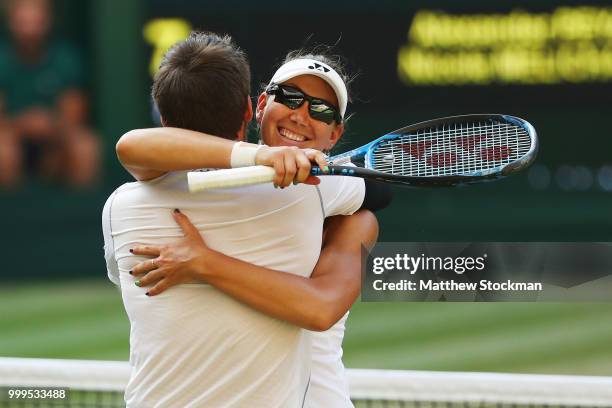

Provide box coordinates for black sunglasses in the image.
[266,84,342,125]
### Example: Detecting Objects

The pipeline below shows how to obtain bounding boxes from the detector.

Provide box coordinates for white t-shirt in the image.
[102,170,364,408]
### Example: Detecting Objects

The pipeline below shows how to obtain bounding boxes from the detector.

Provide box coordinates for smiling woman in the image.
[258,76,343,149]
[256,50,354,153]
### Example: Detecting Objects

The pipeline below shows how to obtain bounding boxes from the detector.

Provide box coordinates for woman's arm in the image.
[116,128,234,181]
[116,127,327,186]
[131,209,378,331]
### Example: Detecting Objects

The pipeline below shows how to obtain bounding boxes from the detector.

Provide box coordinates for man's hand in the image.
[130,209,211,296]
[255,146,328,188]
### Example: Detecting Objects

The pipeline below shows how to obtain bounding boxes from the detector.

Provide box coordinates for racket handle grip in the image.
[188,166,277,192]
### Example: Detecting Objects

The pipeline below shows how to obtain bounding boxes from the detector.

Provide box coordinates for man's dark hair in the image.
[152,32,250,139]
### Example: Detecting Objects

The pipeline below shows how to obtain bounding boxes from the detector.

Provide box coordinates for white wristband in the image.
[230,142,264,168]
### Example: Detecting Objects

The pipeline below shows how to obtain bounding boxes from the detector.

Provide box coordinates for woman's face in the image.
[256,74,344,151]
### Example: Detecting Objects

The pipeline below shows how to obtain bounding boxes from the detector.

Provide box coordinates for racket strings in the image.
[371,121,531,177]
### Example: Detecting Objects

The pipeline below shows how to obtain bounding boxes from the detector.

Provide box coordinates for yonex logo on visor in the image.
[309,63,330,73]
[268,58,348,120]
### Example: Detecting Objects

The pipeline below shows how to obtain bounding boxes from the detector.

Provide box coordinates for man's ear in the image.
[245,95,253,122]
[236,96,254,142]
[255,92,268,125]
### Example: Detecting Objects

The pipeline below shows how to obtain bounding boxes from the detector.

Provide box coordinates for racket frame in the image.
[320,114,538,187]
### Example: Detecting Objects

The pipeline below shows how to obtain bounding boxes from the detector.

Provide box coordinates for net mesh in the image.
[371,120,532,177]
[1,358,612,408]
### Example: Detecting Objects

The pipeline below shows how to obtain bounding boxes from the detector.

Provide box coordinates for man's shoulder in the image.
[105,180,141,196]
[102,181,143,213]
[316,175,366,217]
[317,174,365,195]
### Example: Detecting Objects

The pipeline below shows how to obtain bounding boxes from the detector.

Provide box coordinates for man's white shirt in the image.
[102,170,364,408]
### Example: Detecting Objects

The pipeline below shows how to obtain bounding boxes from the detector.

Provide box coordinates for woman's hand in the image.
[130,209,211,296]
[255,145,329,187]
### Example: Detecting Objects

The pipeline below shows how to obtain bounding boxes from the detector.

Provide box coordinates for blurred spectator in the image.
[0,0,99,189]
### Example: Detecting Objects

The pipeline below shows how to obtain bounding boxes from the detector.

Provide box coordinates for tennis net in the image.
[1,357,612,407]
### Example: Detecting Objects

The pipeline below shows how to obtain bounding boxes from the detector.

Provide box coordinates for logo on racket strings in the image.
[396,137,513,169]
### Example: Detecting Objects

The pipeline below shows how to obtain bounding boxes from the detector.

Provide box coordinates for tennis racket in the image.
[187,114,538,191]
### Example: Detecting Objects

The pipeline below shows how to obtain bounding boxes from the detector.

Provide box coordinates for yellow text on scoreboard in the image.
[398,7,612,85]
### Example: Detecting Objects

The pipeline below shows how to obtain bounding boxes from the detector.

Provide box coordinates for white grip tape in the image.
[188,166,277,192]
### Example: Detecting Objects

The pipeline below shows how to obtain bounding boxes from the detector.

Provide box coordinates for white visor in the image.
[268,58,348,120]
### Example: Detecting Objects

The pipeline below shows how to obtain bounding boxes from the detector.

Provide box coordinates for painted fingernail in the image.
[129,270,133,275]
[145,292,150,296]
[129,249,134,253]
[273,184,278,189]
[174,208,180,213]
[135,280,141,287]
[323,166,330,173]
[293,181,298,185]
